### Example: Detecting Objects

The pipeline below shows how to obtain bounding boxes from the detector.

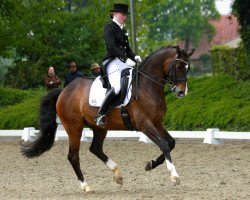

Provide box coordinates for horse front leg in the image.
[142,123,180,185]
[145,128,176,170]
[89,127,123,185]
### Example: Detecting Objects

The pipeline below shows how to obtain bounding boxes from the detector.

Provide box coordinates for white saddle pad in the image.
[89,69,133,107]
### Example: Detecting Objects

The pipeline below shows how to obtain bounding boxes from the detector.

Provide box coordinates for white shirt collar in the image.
[113,18,124,29]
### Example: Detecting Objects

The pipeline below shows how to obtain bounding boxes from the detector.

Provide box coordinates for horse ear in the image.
[187,49,195,57]
[176,46,181,56]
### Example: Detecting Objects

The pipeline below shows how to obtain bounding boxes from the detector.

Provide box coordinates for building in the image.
[179,15,240,75]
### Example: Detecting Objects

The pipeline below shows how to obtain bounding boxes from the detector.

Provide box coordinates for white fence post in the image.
[203,128,223,144]
[22,127,35,141]
[139,134,153,143]
[81,128,93,142]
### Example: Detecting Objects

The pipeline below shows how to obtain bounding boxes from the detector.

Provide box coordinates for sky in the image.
[215,0,234,15]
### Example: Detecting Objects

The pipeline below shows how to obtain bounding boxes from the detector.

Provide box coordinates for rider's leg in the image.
[96,87,117,126]
[96,59,122,126]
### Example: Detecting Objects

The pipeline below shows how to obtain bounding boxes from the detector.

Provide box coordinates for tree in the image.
[137,0,219,52]
[1,0,107,88]
[232,0,250,79]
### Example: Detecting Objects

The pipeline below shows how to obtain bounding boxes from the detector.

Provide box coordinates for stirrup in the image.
[95,114,107,127]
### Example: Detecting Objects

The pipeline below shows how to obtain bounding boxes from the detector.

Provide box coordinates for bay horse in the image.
[21,45,194,192]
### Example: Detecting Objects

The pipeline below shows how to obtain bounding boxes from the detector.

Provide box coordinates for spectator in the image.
[91,63,101,77]
[64,61,84,87]
[44,66,61,91]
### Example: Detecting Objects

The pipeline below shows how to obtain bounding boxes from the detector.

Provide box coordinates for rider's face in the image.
[114,12,127,24]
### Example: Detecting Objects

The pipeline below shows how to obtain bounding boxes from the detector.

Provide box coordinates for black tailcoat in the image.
[103,21,135,63]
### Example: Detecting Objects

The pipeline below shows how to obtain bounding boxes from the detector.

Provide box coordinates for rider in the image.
[95,3,142,126]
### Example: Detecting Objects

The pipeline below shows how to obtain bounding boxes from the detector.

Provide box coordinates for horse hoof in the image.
[145,161,152,171]
[114,176,123,185]
[81,182,93,193]
[170,176,180,186]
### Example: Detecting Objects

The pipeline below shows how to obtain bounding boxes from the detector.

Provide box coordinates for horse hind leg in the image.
[67,128,92,193]
[89,127,123,185]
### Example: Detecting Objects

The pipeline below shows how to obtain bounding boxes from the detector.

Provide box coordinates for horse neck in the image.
[138,49,169,99]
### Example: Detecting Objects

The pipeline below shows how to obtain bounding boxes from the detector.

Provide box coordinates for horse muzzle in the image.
[172,83,188,98]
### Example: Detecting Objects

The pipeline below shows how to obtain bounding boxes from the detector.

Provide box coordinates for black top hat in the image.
[110,3,130,14]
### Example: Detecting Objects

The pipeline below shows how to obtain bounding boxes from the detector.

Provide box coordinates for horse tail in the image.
[21,88,63,158]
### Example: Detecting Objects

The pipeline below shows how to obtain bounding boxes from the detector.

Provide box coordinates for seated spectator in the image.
[64,61,84,87]
[44,66,61,91]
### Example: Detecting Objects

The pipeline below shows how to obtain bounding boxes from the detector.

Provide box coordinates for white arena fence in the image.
[0,125,250,144]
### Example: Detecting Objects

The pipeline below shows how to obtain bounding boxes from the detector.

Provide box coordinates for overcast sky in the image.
[215,0,233,15]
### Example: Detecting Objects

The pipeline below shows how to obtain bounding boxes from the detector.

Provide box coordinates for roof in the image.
[210,15,239,45]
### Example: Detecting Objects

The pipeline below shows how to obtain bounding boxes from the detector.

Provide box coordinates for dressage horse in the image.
[21,45,194,192]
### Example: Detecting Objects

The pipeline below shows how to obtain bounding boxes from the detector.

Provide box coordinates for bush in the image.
[0,86,34,108]
[0,88,45,129]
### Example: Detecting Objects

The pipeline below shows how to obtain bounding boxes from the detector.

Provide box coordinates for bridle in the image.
[135,57,190,89]
[168,58,190,84]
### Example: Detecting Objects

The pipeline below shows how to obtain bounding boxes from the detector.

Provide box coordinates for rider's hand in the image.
[125,58,136,67]
[134,55,142,62]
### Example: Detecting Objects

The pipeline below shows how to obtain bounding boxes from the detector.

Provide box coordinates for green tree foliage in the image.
[1,0,106,88]
[139,0,219,51]
[1,0,222,88]
[0,0,22,57]
[232,0,250,79]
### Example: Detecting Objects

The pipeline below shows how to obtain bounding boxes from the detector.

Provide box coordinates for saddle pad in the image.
[89,69,133,107]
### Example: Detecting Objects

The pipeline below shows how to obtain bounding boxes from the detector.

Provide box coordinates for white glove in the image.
[125,58,136,67]
[134,55,142,62]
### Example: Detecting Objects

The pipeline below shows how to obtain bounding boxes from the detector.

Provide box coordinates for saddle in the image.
[89,68,134,130]
[89,68,133,107]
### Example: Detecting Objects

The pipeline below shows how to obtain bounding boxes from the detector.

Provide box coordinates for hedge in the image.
[210,43,249,80]
[0,87,45,129]
[164,75,250,131]
[0,76,249,131]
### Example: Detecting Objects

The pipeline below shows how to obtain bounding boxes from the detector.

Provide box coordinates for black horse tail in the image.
[21,88,63,158]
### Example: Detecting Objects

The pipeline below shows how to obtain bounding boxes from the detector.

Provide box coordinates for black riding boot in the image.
[95,88,117,126]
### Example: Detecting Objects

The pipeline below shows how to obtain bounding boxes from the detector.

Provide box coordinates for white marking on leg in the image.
[166,159,179,177]
[80,181,91,192]
[106,158,123,185]
[106,158,117,170]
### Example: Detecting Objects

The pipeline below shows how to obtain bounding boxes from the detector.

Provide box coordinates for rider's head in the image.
[110,3,130,24]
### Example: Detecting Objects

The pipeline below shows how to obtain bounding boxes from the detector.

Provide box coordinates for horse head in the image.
[164,46,195,98]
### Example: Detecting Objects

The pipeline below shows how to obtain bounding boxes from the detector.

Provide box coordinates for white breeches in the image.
[106,58,130,94]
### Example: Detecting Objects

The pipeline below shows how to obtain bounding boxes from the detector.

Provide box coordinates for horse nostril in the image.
[177,91,185,98]
[179,91,184,95]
